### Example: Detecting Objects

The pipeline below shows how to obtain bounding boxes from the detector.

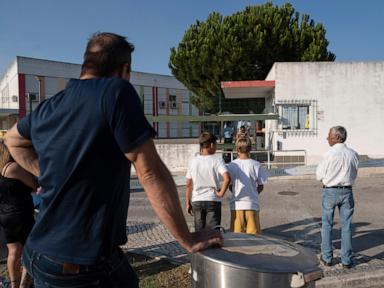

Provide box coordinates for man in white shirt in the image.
[186,132,231,231]
[316,126,359,268]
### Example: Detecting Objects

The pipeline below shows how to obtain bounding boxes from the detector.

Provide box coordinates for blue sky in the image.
[0,0,383,76]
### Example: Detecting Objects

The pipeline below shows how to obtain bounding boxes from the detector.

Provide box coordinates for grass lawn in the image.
[127,252,192,288]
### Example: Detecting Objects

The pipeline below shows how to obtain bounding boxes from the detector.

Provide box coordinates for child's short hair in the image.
[236,137,252,153]
[199,132,217,148]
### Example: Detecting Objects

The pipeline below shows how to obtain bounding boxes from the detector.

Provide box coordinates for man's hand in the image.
[184,230,224,253]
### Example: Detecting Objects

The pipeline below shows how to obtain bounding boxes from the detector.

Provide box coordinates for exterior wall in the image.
[0,60,19,129]
[271,62,384,164]
[155,143,200,173]
[129,143,200,174]
[0,57,200,138]
[0,59,19,111]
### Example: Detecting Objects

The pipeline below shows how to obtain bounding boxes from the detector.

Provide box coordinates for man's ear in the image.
[122,63,131,81]
[116,63,131,80]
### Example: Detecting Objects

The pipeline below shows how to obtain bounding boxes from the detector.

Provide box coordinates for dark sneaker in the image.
[320,257,332,266]
[342,263,353,269]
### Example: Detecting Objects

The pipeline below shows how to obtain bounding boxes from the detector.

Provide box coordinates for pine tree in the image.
[169,3,335,113]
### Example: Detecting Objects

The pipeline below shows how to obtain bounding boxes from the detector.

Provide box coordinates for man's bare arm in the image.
[4,163,39,190]
[126,138,223,252]
[4,124,40,177]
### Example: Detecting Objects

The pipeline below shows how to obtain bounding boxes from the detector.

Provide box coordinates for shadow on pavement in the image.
[263,217,384,261]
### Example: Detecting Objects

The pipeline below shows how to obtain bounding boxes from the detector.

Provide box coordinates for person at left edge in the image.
[4,32,223,288]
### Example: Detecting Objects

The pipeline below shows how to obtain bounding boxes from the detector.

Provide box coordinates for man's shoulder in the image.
[345,145,358,154]
[98,77,134,95]
[33,90,65,114]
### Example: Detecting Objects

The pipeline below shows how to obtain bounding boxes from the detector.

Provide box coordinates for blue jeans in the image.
[321,187,354,265]
[22,245,139,288]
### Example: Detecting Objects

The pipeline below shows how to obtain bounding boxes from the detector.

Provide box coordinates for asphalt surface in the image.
[0,167,382,287]
[124,168,384,287]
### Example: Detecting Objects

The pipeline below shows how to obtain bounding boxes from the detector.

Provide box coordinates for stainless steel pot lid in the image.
[194,232,320,274]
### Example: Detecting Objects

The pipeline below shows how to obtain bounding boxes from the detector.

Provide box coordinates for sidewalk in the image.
[125,162,384,287]
[130,158,384,189]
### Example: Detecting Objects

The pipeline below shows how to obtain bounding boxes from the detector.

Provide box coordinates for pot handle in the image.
[290,270,323,288]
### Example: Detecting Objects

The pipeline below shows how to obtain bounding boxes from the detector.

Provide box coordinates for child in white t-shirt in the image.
[222,137,268,234]
[185,132,231,231]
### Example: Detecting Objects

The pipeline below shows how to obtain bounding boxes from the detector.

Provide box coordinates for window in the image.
[280,105,310,130]
[159,101,166,109]
[169,94,176,102]
[169,94,177,109]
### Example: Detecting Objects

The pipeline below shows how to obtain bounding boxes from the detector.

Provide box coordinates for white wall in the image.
[272,62,384,163]
[130,143,200,174]
[156,144,200,173]
[0,59,19,110]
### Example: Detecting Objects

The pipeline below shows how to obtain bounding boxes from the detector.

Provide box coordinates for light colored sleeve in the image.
[257,165,268,184]
[216,157,228,175]
[186,160,192,179]
[354,151,360,169]
[316,156,327,181]
[352,151,359,179]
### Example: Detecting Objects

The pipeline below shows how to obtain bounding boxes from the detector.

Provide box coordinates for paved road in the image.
[124,170,384,287]
[1,170,382,286]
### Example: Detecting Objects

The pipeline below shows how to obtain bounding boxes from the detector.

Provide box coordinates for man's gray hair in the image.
[330,126,347,143]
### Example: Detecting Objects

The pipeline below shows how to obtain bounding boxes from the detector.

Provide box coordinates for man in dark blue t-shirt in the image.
[5,32,223,287]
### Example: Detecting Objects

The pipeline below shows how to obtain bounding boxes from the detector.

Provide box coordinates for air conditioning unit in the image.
[159,101,166,109]
[11,95,18,102]
[170,101,177,109]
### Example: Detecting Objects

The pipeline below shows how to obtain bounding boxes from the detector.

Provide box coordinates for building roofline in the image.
[221,80,275,88]
[16,56,81,67]
[14,56,175,77]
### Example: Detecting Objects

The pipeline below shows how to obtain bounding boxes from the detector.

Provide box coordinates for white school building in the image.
[1,58,383,168]
[222,62,384,164]
[0,56,200,138]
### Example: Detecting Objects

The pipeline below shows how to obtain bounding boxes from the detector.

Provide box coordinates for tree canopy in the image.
[169,2,335,113]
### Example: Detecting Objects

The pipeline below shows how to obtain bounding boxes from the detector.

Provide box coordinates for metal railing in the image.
[216,149,307,169]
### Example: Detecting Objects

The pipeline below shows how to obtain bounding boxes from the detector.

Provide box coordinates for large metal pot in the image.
[191,232,322,288]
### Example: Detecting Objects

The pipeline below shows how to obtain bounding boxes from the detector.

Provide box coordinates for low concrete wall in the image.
[156,144,199,173]
[131,143,200,175]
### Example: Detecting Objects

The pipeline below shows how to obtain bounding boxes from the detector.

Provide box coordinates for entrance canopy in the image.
[146,113,278,123]
[221,80,275,99]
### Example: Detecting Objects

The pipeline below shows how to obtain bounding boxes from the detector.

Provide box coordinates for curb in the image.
[315,268,384,288]
[130,167,384,189]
